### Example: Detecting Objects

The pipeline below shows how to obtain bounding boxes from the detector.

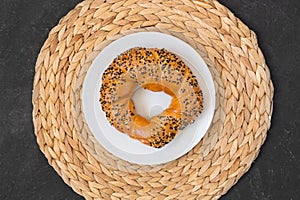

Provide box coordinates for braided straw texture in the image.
[32,0,274,199]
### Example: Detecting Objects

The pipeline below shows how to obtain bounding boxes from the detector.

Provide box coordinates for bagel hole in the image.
[131,87,172,120]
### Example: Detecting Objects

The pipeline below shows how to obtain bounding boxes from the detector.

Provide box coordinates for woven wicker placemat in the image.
[32,0,274,199]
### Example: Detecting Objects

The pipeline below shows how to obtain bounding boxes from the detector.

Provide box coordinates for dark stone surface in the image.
[0,0,299,199]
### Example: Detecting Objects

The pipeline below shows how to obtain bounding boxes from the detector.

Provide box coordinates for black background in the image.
[0,0,299,199]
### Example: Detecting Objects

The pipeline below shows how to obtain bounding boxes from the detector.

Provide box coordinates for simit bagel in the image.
[100,47,203,148]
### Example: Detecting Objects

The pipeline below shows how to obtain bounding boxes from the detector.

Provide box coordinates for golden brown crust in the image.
[100,47,203,148]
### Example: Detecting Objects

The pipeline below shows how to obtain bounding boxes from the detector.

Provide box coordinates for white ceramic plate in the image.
[82,32,215,165]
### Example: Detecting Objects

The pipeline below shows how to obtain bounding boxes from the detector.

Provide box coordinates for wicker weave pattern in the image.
[32,0,273,199]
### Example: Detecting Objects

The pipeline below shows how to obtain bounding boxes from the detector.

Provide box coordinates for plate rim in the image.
[81,32,216,165]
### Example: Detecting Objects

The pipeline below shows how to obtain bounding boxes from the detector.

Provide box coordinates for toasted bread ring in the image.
[100,47,203,148]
